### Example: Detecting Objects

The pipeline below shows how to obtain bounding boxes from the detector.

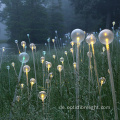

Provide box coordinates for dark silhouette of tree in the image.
[69,0,120,29]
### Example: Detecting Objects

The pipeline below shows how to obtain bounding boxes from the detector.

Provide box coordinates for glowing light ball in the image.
[87,52,92,58]
[99,77,106,86]
[57,65,63,72]
[23,65,30,73]
[73,62,76,69]
[21,41,26,48]
[70,48,73,53]
[64,51,67,55]
[71,29,85,44]
[46,62,52,71]
[98,29,114,45]
[49,72,53,79]
[15,40,18,44]
[60,57,64,63]
[30,78,36,88]
[27,34,29,37]
[43,51,46,56]
[52,39,55,43]
[7,66,10,70]
[102,47,106,52]
[112,21,115,26]
[30,43,35,50]
[2,47,5,52]
[21,83,24,89]
[16,96,20,102]
[19,52,29,63]
[86,34,96,44]
[53,55,56,59]
[47,38,50,42]
[38,91,47,102]
[40,57,45,64]
[55,30,57,34]
[11,62,15,67]
[30,78,36,83]
[70,41,74,46]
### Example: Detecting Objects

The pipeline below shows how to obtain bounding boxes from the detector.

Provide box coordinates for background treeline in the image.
[0,0,120,43]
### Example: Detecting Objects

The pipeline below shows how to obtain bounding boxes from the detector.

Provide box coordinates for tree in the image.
[0,0,48,43]
[47,0,64,38]
[69,0,120,29]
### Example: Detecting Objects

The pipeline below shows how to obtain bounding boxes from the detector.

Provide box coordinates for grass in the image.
[0,34,120,120]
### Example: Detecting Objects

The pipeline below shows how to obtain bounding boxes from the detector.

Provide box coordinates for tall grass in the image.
[0,34,120,119]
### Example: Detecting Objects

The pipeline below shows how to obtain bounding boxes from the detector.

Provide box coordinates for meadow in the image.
[0,30,120,120]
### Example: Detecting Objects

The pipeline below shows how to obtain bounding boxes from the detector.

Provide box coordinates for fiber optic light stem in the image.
[10,63,23,119]
[76,43,80,120]
[106,44,118,120]
[32,50,38,106]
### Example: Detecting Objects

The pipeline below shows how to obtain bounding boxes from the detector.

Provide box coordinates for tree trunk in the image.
[106,11,111,29]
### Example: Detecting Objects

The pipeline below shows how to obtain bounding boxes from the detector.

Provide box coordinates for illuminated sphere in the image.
[98,29,114,45]
[73,62,76,69]
[57,65,63,72]
[53,55,56,59]
[19,52,29,63]
[7,66,10,70]
[99,77,106,85]
[23,65,30,73]
[2,47,5,52]
[11,62,15,67]
[49,72,53,78]
[86,34,96,44]
[21,83,24,89]
[87,52,92,58]
[46,62,52,68]
[70,41,74,46]
[30,43,35,50]
[43,51,46,56]
[112,21,115,26]
[27,34,29,37]
[52,39,55,43]
[70,48,73,53]
[71,29,85,43]
[15,40,18,44]
[64,51,67,55]
[40,57,45,63]
[38,91,47,102]
[102,47,106,52]
[30,78,36,84]
[60,57,64,63]
[47,38,50,42]
[21,41,26,47]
